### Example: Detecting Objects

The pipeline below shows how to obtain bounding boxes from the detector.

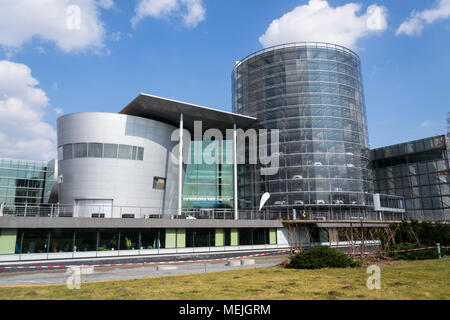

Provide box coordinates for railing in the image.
[0,204,412,222]
[234,41,361,71]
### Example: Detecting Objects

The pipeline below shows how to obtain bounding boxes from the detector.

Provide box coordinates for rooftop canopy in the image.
[120,93,257,132]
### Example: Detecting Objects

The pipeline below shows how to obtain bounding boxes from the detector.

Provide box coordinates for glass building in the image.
[371,135,450,221]
[0,158,55,209]
[232,42,373,216]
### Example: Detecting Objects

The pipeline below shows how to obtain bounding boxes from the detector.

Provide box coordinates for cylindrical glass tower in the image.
[232,42,373,217]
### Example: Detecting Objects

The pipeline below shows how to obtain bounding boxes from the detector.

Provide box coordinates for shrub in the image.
[286,246,362,269]
[388,242,450,260]
[386,221,450,247]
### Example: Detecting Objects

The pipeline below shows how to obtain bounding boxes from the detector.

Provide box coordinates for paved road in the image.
[0,255,286,287]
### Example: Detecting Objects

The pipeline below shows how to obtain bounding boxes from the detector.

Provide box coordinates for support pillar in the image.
[178,114,183,216]
[233,124,238,220]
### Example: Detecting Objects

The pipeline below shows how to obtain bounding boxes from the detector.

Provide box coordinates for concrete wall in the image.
[57,113,180,216]
[277,228,289,246]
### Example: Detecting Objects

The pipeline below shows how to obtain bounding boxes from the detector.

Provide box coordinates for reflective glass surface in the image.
[182,140,234,209]
[0,158,54,206]
[371,136,450,221]
[60,143,143,161]
[232,43,372,211]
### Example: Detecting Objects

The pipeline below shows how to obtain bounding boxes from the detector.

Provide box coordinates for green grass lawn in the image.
[0,258,449,300]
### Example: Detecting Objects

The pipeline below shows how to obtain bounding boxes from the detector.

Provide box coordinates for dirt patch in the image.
[328,291,339,296]
[25,290,38,297]
[342,286,356,290]
[287,282,297,286]
[117,288,131,296]
[246,289,263,293]
[279,290,289,294]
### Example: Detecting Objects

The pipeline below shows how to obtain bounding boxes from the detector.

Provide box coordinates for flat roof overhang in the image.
[120,93,258,132]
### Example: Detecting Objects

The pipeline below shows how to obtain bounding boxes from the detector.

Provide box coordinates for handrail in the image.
[234,42,360,72]
[0,204,418,222]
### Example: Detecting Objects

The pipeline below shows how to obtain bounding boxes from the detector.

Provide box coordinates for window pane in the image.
[118,145,132,159]
[98,230,119,251]
[140,229,165,249]
[50,230,74,253]
[132,146,137,160]
[137,147,144,160]
[74,230,97,252]
[119,230,139,250]
[21,229,49,254]
[153,177,166,190]
[104,144,118,158]
[88,143,103,158]
[73,143,87,158]
[63,144,73,160]
[57,146,63,161]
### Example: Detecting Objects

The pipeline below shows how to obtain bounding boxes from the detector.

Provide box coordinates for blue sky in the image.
[0,0,449,160]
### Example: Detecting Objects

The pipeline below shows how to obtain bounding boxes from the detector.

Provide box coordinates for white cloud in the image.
[259,0,388,49]
[0,0,109,53]
[54,107,63,115]
[181,0,205,28]
[98,0,114,10]
[397,0,450,36]
[420,120,433,127]
[131,0,205,28]
[0,60,56,161]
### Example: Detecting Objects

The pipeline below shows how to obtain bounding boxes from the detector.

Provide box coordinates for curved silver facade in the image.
[57,113,180,217]
[233,42,373,215]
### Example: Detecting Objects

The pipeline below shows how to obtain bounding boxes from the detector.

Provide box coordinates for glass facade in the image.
[182,140,234,209]
[12,228,272,254]
[232,43,372,214]
[0,158,55,208]
[371,135,450,221]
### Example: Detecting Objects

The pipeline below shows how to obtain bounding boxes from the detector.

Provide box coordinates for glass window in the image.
[119,230,139,250]
[132,146,137,160]
[21,229,50,254]
[73,143,87,158]
[137,147,144,160]
[140,229,164,249]
[88,143,103,158]
[50,230,74,253]
[239,229,252,245]
[74,230,97,252]
[186,229,214,248]
[153,177,166,190]
[98,229,119,251]
[253,228,268,245]
[57,146,63,161]
[118,145,132,160]
[104,144,118,158]
[63,144,73,160]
